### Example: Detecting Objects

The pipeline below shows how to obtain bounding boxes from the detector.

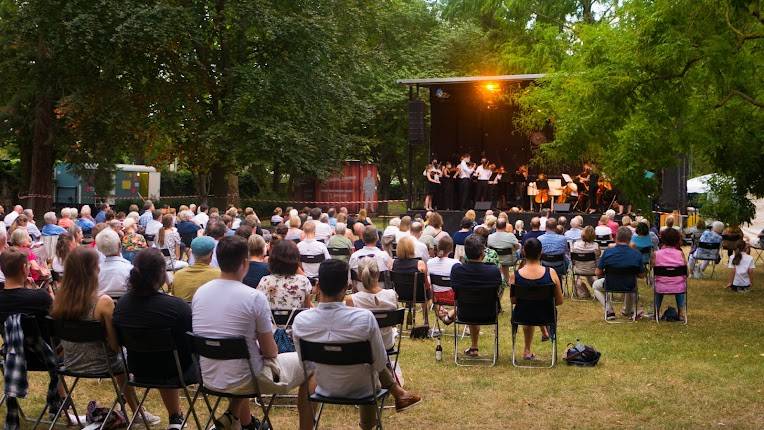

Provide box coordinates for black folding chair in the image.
[160,247,182,273]
[453,286,500,366]
[301,254,326,285]
[187,333,277,430]
[510,283,558,368]
[298,340,390,430]
[596,234,614,248]
[390,271,427,331]
[638,246,654,288]
[603,266,642,324]
[115,326,201,430]
[490,247,517,271]
[570,251,597,301]
[143,234,156,246]
[693,242,721,279]
[653,265,689,325]
[46,318,128,430]
[371,309,405,385]
[327,247,351,259]
[271,308,307,329]
[429,273,454,337]
[540,253,569,297]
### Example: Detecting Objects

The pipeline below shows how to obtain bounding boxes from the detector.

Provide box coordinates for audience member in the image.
[345,258,399,351]
[727,239,754,292]
[96,229,132,298]
[120,218,148,263]
[409,222,431,262]
[349,226,392,291]
[538,218,570,276]
[654,228,687,318]
[595,215,613,239]
[564,216,584,243]
[592,227,644,320]
[157,214,188,271]
[688,221,723,278]
[297,221,331,281]
[326,222,354,262]
[571,226,600,298]
[138,201,155,231]
[10,228,49,282]
[242,234,270,288]
[0,247,51,319]
[284,216,303,242]
[173,236,221,302]
[258,240,313,309]
[428,236,459,309]
[487,218,519,281]
[522,217,544,244]
[3,205,23,226]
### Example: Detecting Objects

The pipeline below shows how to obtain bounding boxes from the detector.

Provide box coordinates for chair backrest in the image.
[453,244,465,261]
[160,247,173,257]
[144,234,156,243]
[328,247,351,257]
[298,339,373,366]
[603,265,641,292]
[571,252,596,262]
[653,265,688,277]
[698,241,720,250]
[292,238,301,244]
[510,283,556,326]
[638,246,653,255]
[187,333,250,361]
[721,233,741,242]
[490,247,513,256]
[371,308,405,329]
[454,286,499,324]
[540,253,564,262]
[47,317,107,344]
[654,265,688,294]
[116,326,176,353]
[300,254,326,264]
[271,308,306,327]
[429,273,451,289]
[390,271,426,303]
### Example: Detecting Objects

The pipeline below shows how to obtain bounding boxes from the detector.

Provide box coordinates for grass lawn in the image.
[5,249,764,429]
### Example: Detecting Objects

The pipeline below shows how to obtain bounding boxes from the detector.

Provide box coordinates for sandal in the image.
[437,308,454,325]
[523,353,537,361]
[464,347,479,357]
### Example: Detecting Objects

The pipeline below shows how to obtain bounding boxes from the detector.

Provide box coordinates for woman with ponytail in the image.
[156,214,188,271]
[427,235,459,310]
[345,258,398,350]
[51,247,159,424]
[727,240,754,292]
[112,249,196,427]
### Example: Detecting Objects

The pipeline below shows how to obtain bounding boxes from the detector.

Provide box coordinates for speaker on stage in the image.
[475,201,492,211]
[554,203,571,213]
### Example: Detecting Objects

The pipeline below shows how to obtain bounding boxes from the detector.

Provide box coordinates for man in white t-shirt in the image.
[193,204,210,229]
[292,259,421,430]
[144,210,163,238]
[349,226,392,291]
[3,205,22,227]
[297,221,330,280]
[409,222,430,262]
[314,214,333,242]
[382,217,400,239]
[192,236,312,430]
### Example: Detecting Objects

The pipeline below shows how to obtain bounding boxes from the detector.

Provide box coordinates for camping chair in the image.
[453,285,500,367]
[429,273,455,337]
[0,314,60,429]
[752,242,764,265]
[46,318,128,430]
[390,271,427,332]
[638,246,654,288]
[693,241,721,279]
[596,234,614,249]
[490,247,517,272]
[115,327,202,430]
[300,254,326,285]
[603,265,642,324]
[570,251,597,301]
[298,339,390,430]
[371,309,405,386]
[540,253,569,297]
[510,283,558,368]
[654,265,688,325]
[187,333,277,430]
[327,247,351,259]
[453,244,465,262]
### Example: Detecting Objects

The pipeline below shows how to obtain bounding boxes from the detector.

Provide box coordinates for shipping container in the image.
[293,161,378,213]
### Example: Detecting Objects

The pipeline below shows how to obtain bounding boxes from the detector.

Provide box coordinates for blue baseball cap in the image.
[191,236,216,256]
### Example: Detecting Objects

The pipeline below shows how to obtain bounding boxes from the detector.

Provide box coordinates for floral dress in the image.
[256,274,313,309]
[122,232,148,252]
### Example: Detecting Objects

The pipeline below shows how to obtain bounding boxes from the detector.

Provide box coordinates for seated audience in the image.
[189,221,226,268]
[326,222,354,262]
[284,216,303,242]
[120,218,148,263]
[10,228,49,282]
[271,207,284,226]
[595,215,613,239]
[173,236,221,302]
[42,211,67,237]
[488,218,520,281]
[352,222,367,251]
[392,236,432,324]
[242,234,270,288]
[349,226,392,291]
[688,221,723,278]
[653,228,687,318]
[258,240,313,309]
[113,249,196,428]
[514,220,526,241]
[297,221,331,281]
[0,247,52,320]
[52,233,77,281]
[727,239,754,292]
[58,208,75,229]
[76,206,96,236]
[345,258,399,351]
[3,205,23,226]
[538,218,570,276]
[357,208,372,226]
[193,236,311,430]
[52,247,159,424]
[423,212,448,243]
[630,221,655,264]
[564,216,584,243]
[395,216,413,243]
[428,236,459,309]
[96,229,132,298]
[382,217,401,239]
[591,227,645,320]
[157,214,188,271]
[605,210,619,236]
[292,259,421,430]
[176,210,202,254]
[521,217,544,244]
[315,213,333,243]
[571,226,601,298]
[509,238,563,360]
[409,222,431,262]
[144,210,163,238]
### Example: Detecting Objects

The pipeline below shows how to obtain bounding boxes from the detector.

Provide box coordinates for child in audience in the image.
[727,240,754,292]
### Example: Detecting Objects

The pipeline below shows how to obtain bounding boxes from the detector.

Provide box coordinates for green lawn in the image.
[6,250,764,429]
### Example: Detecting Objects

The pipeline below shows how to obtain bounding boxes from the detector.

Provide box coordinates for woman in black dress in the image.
[440,161,456,210]
[423,159,441,211]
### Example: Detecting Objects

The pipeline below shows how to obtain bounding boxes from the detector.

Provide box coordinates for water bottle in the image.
[575,338,584,352]
[435,338,443,362]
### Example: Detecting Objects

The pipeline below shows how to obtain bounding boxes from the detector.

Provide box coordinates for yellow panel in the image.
[121,180,131,190]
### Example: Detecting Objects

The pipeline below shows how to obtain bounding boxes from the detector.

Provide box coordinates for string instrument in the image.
[534,174,549,204]
[558,183,572,204]
[595,178,613,206]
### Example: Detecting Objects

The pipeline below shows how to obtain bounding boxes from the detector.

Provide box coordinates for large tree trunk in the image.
[226,173,239,208]
[209,165,228,209]
[195,172,210,205]
[23,95,55,217]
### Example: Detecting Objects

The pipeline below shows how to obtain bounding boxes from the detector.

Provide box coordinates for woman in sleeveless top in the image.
[654,228,687,319]
[50,247,159,423]
[509,239,563,361]
[346,258,398,350]
[392,236,432,325]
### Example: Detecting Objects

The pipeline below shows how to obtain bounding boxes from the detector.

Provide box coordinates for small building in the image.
[54,163,161,206]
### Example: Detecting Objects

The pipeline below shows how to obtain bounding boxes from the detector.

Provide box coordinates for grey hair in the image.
[335,222,347,235]
[44,212,58,224]
[570,216,583,228]
[712,221,724,234]
[615,226,633,243]
[319,213,329,223]
[96,228,121,256]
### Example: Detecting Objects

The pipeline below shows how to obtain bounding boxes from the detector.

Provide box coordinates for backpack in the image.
[563,343,601,367]
[660,306,681,322]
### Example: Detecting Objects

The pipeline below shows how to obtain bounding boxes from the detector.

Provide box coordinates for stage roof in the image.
[397,74,545,87]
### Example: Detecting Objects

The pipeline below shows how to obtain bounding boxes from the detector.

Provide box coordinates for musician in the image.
[423,159,441,211]
[534,173,550,211]
[588,164,599,213]
[488,164,502,207]
[440,161,456,210]
[574,168,591,211]
[559,179,578,205]
[457,154,474,210]
[514,165,529,209]
[475,158,492,202]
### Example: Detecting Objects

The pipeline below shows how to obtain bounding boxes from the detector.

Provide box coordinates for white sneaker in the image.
[137,410,162,426]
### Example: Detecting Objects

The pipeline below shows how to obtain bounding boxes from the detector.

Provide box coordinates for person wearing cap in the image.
[172,236,221,301]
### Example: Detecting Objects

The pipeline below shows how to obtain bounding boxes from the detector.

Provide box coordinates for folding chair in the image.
[371,309,405,385]
[272,308,307,329]
[115,326,202,430]
[300,253,326,285]
[1,314,61,429]
[144,234,156,247]
[390,271,427,332]
[46,318,128,430]
[510,282,558,368]
[327,247,351,259]
[453,285,500,366]
[490,247,517,272]
[753,243,764,265]
[693,242,721,279]
[654,265,688,325]
[187,333,277,430]
[298,339,390,430]
[160,247,182,272]
[429,274,453,337]
[570,251,597,301]
[540,253,569,297]
[602,266,642,324]
[638,246,654,288]
[596,234,613,249]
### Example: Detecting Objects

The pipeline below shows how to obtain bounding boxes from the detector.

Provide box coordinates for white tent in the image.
[687,175,764,241]
[687,174,714,194]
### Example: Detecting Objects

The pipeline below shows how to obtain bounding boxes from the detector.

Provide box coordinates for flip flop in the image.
[523,353,537,361]
[464,347,479,357]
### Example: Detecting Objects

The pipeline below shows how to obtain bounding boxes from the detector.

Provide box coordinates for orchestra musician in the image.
[440,161,456,210]
[488,164,502,207]
[475,158,492,202]
[514,165,529,209]
[457,153,474,210]
[423,159,441,211]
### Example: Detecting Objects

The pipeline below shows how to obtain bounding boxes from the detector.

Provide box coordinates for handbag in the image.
[563,342,601,367]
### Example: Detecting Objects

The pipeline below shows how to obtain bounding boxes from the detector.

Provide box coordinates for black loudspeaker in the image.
[554,203,571,213]
[475,201,492,210]
[408,100,425,145]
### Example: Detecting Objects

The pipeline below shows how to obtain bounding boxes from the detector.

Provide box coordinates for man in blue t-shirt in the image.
[592,227,644,320]
[521,217,544,245]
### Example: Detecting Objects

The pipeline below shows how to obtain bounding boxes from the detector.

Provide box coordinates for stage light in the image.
[484,82,499,92]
